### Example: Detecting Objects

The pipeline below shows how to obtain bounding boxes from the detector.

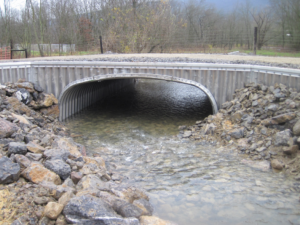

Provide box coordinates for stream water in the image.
[65,79,300,225]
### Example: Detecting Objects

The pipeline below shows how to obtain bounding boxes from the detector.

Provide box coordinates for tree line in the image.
[0,0,299,56]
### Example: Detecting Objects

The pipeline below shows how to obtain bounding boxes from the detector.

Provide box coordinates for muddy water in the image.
[65,79,300,225]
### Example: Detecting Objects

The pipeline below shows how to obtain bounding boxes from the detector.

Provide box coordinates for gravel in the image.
[3,53,300,70]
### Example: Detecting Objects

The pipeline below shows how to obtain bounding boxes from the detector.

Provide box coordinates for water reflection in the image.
[65,79,300,225]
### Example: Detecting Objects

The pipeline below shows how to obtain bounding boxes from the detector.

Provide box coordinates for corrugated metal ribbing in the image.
[59,79,134,120]
[1,62,300,120]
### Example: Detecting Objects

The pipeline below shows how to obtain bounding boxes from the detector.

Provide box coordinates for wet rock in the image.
[271,159,284,170]
[0,156,20,184]
[26,153,43,161]
[139,216,174,225]
[241,159,270,172]
[63,195,121,223]
[133,198,153,216]
[44,202,64,220]
[0,118,19,138]
[283,145,299,155]
[44,159,71,180]
[83,156,106,170]
[44,149,70,161]
[293,119,300,136]
[26,142,46,154]
[110,184,149,203]
[274,129,292,146]
[116,202,144,218]
[228,127,245,139]
[76,174,110,192]
[182,131,192,138]
[16,88,31,105]
[21,162,62,185]
[15,154,31,168]
[8,142,27,155]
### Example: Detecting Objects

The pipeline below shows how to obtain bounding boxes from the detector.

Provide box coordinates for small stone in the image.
[182,131,192,138]
[44,202,64,220]
[34,196,49,205]
[283,145,299,155]
[293,119,300,136]
[26,153,43,161]
[15,154,31,168]
[58,191,74,206]
[70,171,83,184]
[26,142,46,154]
[228,127,245,139]
[0,156,20,184]
[271,159,284,170]
[274,129,292,146]
[256,147,266,152]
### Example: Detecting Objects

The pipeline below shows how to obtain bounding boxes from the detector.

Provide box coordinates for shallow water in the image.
[65,79,300,225]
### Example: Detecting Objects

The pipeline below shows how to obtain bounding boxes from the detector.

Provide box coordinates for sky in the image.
[1,0,270,12]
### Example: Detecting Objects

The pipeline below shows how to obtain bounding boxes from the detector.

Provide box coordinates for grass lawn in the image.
[241,49,300,57]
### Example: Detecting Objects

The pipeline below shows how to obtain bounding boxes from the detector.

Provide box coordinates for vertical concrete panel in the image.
[53,67,60,98]
[227,71,233,102]
[220,70,227,106]
[46,67,52,94]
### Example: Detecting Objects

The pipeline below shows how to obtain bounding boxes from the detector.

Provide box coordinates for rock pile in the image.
[0,80,171,225]
[180,82,300,177]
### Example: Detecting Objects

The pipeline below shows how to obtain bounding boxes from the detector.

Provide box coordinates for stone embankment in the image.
[180,82,300,176]
[0,80,173,225]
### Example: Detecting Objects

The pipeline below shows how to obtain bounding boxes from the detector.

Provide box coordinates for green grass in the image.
[241,49,300,57]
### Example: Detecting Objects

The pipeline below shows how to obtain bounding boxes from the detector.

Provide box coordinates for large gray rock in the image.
[15,88,31,105]
[8,142,27,155]
[43,148,70,161]
[0,118,19,138]
[274,129,292,146]
[293,119,300,136]
[63,195,139,224]
[0,156,20,184]
[115,202,144,218]
[44,159,71,180]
